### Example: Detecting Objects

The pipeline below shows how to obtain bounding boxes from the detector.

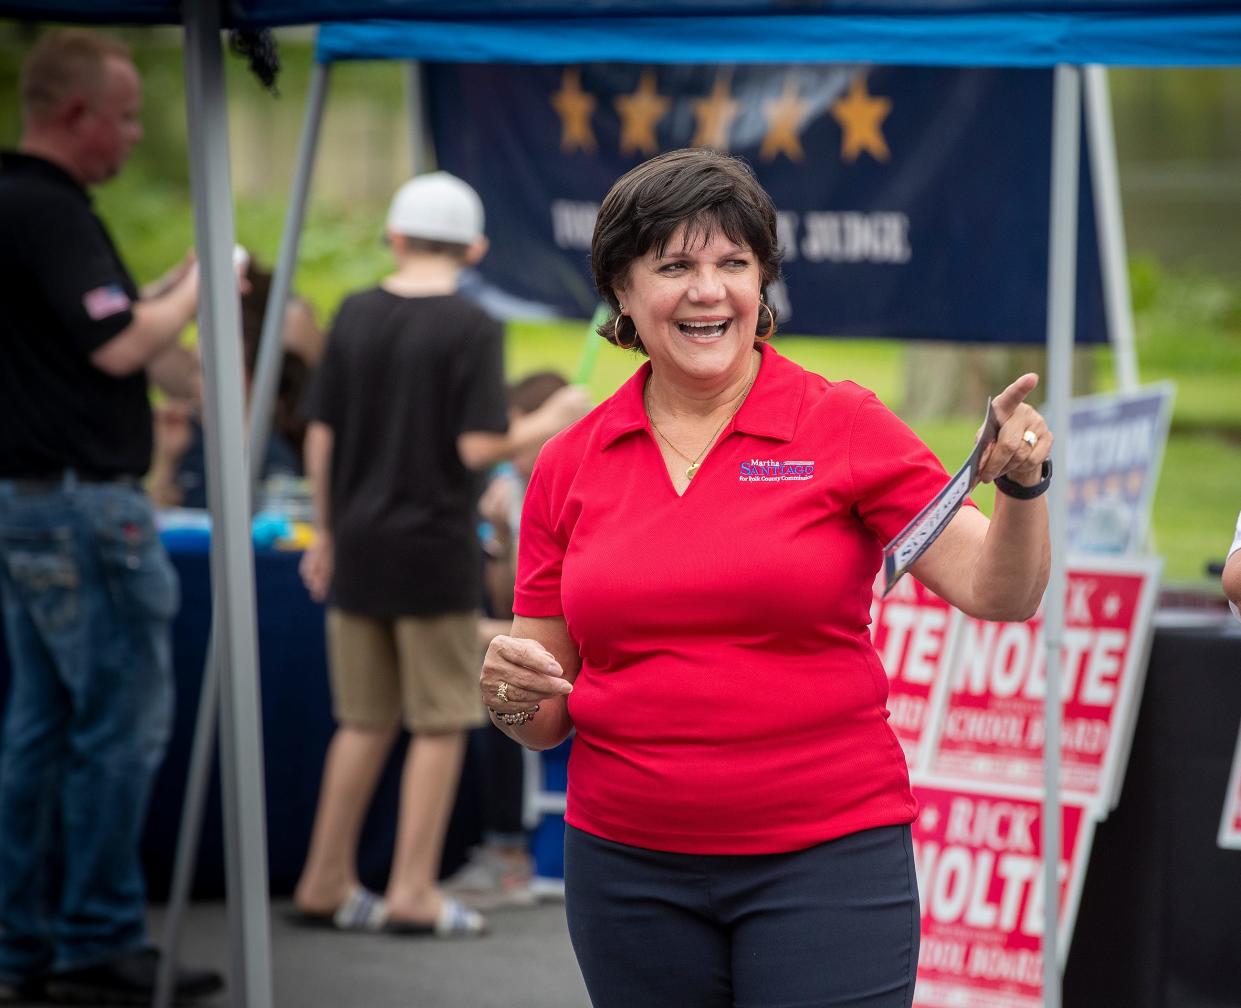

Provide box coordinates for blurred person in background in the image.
[480,148,1054,1008]
[0,29,222,1004]
[293,173,588,937]
[147,256,319,510]
[446,370,571,910]
[1224,510,1241,619]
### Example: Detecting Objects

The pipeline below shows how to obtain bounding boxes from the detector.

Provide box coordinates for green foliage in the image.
[3,24,1236,589]
[509,315,1240,583]
[1101,258,1241,437]
[54,150,1241,591]
[1127,255,1162,315]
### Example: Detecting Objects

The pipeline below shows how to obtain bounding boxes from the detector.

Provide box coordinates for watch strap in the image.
[994,458,1053,500]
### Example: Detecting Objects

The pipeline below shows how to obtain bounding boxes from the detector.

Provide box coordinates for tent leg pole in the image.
[155,636,219,1008]
[157,46,331,1008]
[1084,65,1139,392]
[180,5,274,1007]
[249,58,331,488]
[1043,62,1081,1008]
[406,61,434,174]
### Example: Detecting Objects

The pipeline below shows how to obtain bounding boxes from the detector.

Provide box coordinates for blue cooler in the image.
[524,736,572,899]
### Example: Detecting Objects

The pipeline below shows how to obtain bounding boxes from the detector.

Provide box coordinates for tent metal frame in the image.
[155,5,276,1007]
[1042,63,1080,1008]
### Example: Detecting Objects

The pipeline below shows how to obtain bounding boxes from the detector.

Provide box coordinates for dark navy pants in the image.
[565,823,919,1008]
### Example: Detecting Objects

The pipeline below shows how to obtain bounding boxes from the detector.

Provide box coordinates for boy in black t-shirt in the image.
[294,173,588,937]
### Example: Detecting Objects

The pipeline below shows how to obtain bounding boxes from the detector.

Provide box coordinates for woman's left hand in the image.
[976,372,1054,488]
[481,634,574,714]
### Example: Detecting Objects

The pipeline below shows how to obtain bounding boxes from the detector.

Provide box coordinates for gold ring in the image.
[495,681,509,704]
[1022,430,1038,447]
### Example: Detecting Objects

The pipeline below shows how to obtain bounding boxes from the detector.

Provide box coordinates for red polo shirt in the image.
[516,344,963,854]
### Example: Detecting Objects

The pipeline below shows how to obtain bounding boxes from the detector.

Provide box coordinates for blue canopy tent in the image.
[1,4,1238,1007]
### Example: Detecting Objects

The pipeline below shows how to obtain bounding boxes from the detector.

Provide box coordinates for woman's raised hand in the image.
[977,373,1054,488]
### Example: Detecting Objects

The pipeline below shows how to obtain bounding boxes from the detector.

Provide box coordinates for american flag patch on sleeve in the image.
[82,283,132,321]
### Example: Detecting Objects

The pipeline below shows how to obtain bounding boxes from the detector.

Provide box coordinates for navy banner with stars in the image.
[425,64,1107,343]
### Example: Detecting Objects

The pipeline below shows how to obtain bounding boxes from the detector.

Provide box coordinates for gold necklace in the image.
[645,359,758,481]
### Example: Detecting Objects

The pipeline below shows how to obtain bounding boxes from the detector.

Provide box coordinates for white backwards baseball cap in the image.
[386,171,485,244]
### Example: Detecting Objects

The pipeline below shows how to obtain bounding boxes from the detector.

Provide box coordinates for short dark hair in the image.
[590,148,783,355]
[238,260,312,458]
[508,370,568,415]
[21,30,130,123]
[394,235,473,263]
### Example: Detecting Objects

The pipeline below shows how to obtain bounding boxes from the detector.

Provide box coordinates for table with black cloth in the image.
[1065,616,1241,1008]
[0,541,484,900]
[2,553,1240,1004]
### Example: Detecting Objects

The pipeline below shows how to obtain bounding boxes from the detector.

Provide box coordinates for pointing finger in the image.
[992,373,1040,423]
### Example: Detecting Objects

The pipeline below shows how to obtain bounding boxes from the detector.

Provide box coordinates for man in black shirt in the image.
[293,172,589,937]
[0,30,221,1004]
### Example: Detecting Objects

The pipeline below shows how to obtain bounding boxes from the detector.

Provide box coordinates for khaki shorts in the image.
[326,608,486,734]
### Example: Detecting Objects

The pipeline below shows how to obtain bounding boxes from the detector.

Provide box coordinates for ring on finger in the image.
[495,681,509,704]
[1022,429,1038,448]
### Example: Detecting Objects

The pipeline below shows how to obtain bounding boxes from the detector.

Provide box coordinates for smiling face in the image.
[615,223,761,388]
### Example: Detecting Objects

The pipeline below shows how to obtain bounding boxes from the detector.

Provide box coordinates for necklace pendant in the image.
[686,462,700,480]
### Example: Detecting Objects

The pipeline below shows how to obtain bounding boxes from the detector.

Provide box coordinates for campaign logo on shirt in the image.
[82,283,132,321]
[739,459,816,483]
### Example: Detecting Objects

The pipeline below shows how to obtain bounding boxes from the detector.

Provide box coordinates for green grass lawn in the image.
[6,31,1230,591]
[94,175,1237,590]
[506,317,1240,587]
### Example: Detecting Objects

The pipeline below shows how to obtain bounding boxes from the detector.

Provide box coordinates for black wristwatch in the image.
[995,458,1053,500]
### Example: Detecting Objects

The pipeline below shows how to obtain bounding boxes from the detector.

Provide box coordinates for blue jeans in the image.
[0,477,177,979]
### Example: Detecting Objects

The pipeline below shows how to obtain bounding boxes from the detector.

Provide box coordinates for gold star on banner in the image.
[691,72,740,151]
[551,67,597,154]
[830,73,893,163]
[759,76,811,162]
[615,69,670,157]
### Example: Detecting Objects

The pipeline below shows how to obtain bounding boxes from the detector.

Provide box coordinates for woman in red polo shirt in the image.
[480,148,1052,1008]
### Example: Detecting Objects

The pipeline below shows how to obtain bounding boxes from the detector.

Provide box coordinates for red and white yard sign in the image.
[911,784,1093,1008]
[1219,718,1241,850]
[871,575,964,774]
[923,556,1161,812]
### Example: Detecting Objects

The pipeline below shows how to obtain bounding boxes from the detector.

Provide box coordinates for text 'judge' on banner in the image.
[426,64,1107,342]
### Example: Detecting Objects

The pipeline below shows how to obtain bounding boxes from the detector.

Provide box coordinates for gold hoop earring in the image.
[757,300,777,342]
[613,313,638,351]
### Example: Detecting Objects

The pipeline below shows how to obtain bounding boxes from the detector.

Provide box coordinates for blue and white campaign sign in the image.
[1067,383,1175,555]
[425,64,1108,343]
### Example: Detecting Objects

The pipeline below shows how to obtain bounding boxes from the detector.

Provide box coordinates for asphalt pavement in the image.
[4,899,590,1008]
